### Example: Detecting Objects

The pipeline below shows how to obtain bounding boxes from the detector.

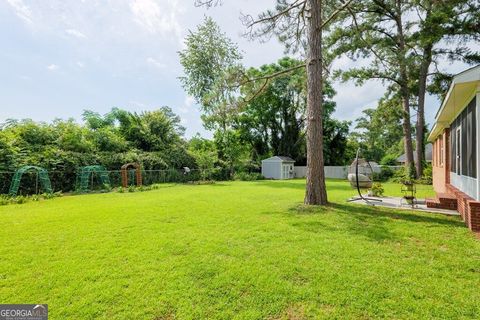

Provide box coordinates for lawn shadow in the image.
[331,202,465,228]
[253,179,352,192]
[283,201,465,243]
[254,180,306,190]
[184,181,228,187]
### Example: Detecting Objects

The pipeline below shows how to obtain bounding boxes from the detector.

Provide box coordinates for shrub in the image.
[391,166,409,183]
[373,166,395,182]
[417,164,432,185]
[233,172,264,181]
[370,182,384,197]
[0,196,9,206]
[380,154,398,166]
[42,193,56,200]
[12,196,28,204]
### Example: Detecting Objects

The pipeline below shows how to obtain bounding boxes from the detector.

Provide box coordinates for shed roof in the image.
[261,156,295,163]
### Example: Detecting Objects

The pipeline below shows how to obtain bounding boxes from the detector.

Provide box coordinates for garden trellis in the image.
[121,163,142,187]
[76,165,111,192]
[8,166,53,196]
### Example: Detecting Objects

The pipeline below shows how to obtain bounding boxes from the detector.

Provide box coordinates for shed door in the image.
[282,164,288,179]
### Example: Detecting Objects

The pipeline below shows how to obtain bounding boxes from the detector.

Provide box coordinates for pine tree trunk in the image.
[401,91,415,177]
[395,0,415,178]
[304,0,328,205]
[416,45,432,178]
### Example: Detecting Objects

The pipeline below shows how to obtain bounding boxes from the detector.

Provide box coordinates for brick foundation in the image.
[445,184,480,232]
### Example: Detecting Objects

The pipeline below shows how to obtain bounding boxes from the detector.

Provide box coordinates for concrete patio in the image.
[351,195,460,216]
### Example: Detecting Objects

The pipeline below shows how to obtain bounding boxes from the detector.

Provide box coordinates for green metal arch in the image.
[8,166,53,196]
[76,165,111,192]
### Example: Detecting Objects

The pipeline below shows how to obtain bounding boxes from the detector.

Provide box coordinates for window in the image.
[450,96,476,178]
[440,136,444,167]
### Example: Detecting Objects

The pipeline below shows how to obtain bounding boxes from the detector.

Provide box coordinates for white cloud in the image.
[47,64,59,71]
[179,95,195,114]
[129,0,182,37]
[76,61,85,68]
[332,79,386,124]
[6,0,33,24]
[129,100,148,109]
[146,57,166,69]
[65,28,87,39]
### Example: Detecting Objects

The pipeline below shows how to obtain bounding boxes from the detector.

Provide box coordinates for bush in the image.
[373,166,395,182]
[0,196,10,206]
[11,196,28,204]
[233,172,264,181]
[417,164,432,185]
[370,182,384,197]
[380,154,398,166]
[391,166,410,183]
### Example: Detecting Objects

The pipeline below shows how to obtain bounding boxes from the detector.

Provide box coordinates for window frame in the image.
[456,126,462,175]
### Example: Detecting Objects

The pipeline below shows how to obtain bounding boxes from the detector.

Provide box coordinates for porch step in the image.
[426,198,441,209]
[437,193,458,209]
[426,193,458,210]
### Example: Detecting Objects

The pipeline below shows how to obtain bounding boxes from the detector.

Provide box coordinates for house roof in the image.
[428,65,480,142]
[396,143,433,163]
[261,156,295,163]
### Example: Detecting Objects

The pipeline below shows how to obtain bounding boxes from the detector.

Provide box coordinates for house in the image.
[261,156,295,180]
[396,143,433,164]
[427,65,480,232]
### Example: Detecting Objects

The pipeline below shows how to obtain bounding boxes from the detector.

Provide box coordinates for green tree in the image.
[330,0,417,178]
[112,107,185,152]
[330,0,480,178]
[179,17,243,176]
[350,94,404,162]
[188,135,219,180]
[196,0,356,205]
[237,57,350,165]
[411,0,480,177]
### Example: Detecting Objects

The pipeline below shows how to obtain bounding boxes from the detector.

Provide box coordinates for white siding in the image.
[261,161,281,179]
[451,172,477,199]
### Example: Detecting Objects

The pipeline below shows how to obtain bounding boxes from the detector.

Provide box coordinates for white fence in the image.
[294,165,402,179]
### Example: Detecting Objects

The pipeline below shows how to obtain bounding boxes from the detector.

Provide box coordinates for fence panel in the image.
[0,168,207,195]
[294,165,403,179]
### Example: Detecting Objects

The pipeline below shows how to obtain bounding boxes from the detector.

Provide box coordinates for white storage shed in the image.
[261,156,295,179]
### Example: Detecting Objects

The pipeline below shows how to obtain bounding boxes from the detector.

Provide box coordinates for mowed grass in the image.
[0,179,479,319]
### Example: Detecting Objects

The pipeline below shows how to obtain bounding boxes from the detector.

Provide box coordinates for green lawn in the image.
[1,180,479,319]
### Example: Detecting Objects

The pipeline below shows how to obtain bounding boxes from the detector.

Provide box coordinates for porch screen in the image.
[450,96,476,178]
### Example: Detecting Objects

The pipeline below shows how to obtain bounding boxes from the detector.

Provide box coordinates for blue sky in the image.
[0,0,475,138]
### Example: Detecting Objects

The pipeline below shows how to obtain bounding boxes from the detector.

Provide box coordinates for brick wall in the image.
[446,183,480,232]
[432,129,449,194]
